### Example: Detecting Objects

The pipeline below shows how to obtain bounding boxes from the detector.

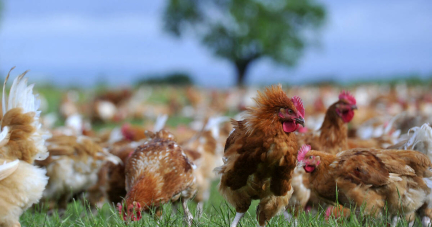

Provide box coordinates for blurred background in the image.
[0,0,431,88]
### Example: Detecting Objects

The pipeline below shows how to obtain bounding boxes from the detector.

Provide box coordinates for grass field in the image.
[22,181,416,227]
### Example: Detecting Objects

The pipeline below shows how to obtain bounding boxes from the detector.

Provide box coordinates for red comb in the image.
[297,144,311,162]
[291,96,305,118]
[338,91,356,105]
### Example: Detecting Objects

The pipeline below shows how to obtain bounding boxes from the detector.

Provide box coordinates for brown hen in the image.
[298,145,432,225]
[119,130,197,226]
[215,85,305,227]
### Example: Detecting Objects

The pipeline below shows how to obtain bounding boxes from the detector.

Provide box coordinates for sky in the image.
[0,0,431,87]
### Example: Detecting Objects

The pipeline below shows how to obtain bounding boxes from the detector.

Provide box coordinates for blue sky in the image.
[0,0,431,87]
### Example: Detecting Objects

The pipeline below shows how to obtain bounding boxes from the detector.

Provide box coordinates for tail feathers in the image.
[0,159,19,181]
[0,68,51,163]
[4,69,40,116]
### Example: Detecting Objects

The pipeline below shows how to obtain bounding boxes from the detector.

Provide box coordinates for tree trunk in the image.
[235,59,251,87]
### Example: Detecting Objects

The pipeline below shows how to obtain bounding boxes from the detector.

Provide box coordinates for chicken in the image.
[298,90,357,154]
[87,116,168,208]
[287,91,357,218]
[36,135,120,210]
[118,130,197,226]
[215,85,305,227]
[0,69,51,227]
[297,145,432,226]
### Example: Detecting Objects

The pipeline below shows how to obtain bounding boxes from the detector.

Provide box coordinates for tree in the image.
[163,0,326,86]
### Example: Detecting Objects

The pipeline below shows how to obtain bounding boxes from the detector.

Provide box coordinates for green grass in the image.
[21,181,417,227]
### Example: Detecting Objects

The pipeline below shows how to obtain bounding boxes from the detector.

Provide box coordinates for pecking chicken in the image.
[215,85,305,227]
[0,69,51,227]
[87,116,168,208]
[118,130,197,226]
[297,144,432,226]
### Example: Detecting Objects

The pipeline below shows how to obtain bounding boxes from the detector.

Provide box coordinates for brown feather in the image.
[0,108,38,163]
[124,130,196,214]
[217,85,301,225]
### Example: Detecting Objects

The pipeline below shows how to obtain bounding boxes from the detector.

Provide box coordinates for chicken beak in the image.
[295,117,305,127]
[351,105,358,110]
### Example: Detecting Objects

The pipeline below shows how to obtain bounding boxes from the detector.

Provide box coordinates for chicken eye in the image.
[288,109,293,114]
[309,156,313,159]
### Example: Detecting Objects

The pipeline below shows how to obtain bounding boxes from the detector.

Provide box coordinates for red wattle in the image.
[341,110,355,123]
[283,121,297,133]
[304,165,315,173]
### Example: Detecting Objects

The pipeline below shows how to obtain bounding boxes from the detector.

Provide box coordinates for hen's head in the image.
[246,84,305,135]
[117,201,142,222]
[335,91,357,123]
[297,144,321,173]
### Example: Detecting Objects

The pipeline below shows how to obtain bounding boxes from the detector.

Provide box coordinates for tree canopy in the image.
[163,0,326,86]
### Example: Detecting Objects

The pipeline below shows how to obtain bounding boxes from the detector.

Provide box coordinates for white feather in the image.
[0,159,19,181]
[108,127,123,144]
[154,114,168,132]
[403,124,432,157]
[424,178,432,189]
[204,116,229,139]
[0,126,10,148]
[65,114,83,135]
[1,70,51,161]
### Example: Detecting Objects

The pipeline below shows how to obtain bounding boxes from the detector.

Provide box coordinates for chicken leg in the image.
[182,199,193,226]
[231,212,245,227]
